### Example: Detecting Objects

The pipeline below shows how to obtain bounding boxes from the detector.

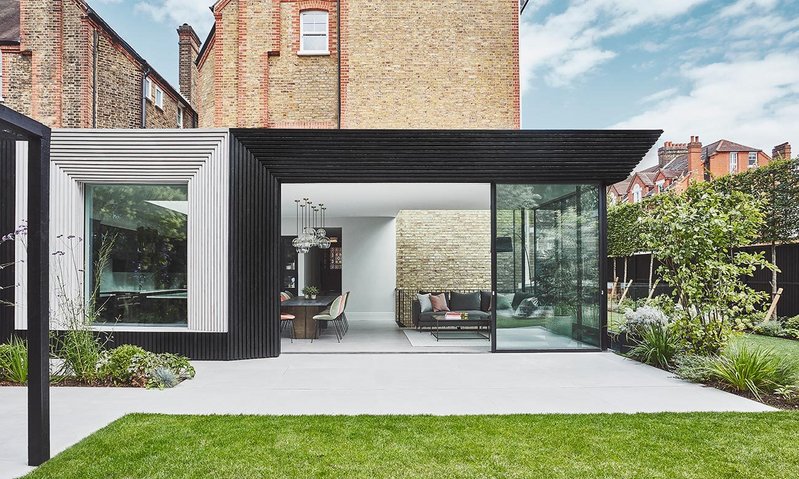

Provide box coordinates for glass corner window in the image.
[85,184,189,326]
[495,184,602,351]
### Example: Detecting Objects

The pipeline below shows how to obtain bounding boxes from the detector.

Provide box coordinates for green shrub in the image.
[147,367,179,390]
[672,314,732,357]
[753,320,784,337]
[127,351,196,388]
[708,344,798,400]
[627,323,679,370]
[54,329,103,381]
[0,336,28,384]
[673,354,715,383]
[98,345,148,383]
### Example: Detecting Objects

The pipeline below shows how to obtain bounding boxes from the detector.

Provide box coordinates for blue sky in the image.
[91,0,799,166]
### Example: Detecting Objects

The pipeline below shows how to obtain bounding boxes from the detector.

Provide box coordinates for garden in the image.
[608,158,799,408]
[0,229,195,390]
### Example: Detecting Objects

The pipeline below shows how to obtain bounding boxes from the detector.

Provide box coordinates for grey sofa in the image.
[412,291,492,331]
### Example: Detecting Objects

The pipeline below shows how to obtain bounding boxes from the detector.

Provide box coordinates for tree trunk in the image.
[648,253,654,291]
[771,241,778,297]
[623,257,628,286]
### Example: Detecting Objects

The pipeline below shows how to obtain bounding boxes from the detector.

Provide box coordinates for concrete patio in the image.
[0,352,773,478]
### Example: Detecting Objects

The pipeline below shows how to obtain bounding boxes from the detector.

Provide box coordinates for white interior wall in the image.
[282,216,396,314]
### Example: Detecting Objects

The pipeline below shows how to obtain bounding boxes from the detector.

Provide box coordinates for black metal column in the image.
[27,133,51,466]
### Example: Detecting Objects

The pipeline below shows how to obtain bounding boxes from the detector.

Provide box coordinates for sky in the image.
[90,0,799,167]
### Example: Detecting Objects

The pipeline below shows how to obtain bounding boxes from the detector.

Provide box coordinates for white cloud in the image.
[638,87,679,105]
[135,0,214,37]
[720,0,780,18]
[613,52,799,167]
[520,0,709,92]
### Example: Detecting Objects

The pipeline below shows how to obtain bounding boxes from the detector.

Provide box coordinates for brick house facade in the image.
[609,136,792,204]
[181,0,520,129]
[0,0,194,129]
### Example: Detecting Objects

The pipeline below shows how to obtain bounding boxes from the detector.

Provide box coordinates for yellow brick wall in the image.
[197,45,216,128]
[341,0,519,129]
[267,1,338,128]
[198,0,519,129]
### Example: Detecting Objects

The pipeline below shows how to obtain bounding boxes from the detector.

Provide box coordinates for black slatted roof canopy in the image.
[230,129,662,183]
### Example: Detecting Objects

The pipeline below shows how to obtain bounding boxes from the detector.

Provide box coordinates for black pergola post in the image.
[0,105,51,466]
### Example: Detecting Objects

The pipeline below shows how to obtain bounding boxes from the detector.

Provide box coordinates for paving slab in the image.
[0,352,773,479]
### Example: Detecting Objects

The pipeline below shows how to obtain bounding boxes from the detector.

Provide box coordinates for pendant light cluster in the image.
[292,198,332,254]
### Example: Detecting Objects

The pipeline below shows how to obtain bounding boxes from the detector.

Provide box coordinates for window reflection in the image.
[86,184,189,326]
[496,184,601,350]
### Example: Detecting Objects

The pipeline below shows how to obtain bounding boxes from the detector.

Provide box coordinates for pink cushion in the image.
[430,293,450,312]
[281,314,295,320]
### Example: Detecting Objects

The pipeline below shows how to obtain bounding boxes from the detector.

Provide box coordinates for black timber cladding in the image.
[1,139,16,343]
[227,129,662,359]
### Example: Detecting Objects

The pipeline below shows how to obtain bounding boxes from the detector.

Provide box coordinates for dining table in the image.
[281,294,338,339]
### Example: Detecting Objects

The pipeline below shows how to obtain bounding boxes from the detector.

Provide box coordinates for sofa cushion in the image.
[480,291,492,312]
[512,291,537,309]
[417,293,433,313]
[430,293,450,312]
[496,293,513,311]
[450,291,481,311]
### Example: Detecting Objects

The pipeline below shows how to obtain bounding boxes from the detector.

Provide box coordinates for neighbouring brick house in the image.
[0,0,194,129]
[610,136,792,204]
[179,0,520,129]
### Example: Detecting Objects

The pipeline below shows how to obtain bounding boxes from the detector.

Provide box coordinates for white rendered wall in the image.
[281,216,397,315]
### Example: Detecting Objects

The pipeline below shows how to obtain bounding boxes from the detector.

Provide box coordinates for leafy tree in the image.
[713,158,799,296]
[607,201,645,285]
[642,182,776,355]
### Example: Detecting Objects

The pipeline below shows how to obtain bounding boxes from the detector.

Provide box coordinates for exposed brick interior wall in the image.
[7,0,191,129]
[395,210,491,291]
[341,0,519,129]
[496,208,522,293]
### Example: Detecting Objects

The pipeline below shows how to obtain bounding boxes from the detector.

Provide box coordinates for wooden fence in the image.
[609,243,799,318]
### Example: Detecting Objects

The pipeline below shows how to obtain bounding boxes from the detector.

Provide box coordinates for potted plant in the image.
[303,286,319,300]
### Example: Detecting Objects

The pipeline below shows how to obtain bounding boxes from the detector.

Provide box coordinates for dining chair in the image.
[312,294,345,343]
[280,293,296,342]
[340,291,351,334]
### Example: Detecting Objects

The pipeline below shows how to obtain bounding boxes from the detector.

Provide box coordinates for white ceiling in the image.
[281,183,490,218]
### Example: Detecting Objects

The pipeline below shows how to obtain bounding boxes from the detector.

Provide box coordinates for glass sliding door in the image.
[493,184,601,351]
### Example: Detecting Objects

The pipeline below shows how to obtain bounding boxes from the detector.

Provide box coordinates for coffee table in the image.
[431,313,491,341]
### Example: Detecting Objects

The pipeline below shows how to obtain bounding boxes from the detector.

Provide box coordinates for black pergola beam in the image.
[0,105,51,466]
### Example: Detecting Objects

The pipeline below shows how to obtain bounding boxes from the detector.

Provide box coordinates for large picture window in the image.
[86,184,189,326]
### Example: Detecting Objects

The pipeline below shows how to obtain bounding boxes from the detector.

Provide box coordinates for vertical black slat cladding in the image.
[598,183,609,350]
[1,139,16,343]
[227,137,277,359]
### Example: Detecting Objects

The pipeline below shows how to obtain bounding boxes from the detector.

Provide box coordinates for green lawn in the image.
[732,334,799,363]
[26,413,799,479]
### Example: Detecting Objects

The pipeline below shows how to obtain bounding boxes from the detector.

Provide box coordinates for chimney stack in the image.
[772,142,792,160]
[687,135,704,183]
[657,140,689,168]
[177,24,201,109]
